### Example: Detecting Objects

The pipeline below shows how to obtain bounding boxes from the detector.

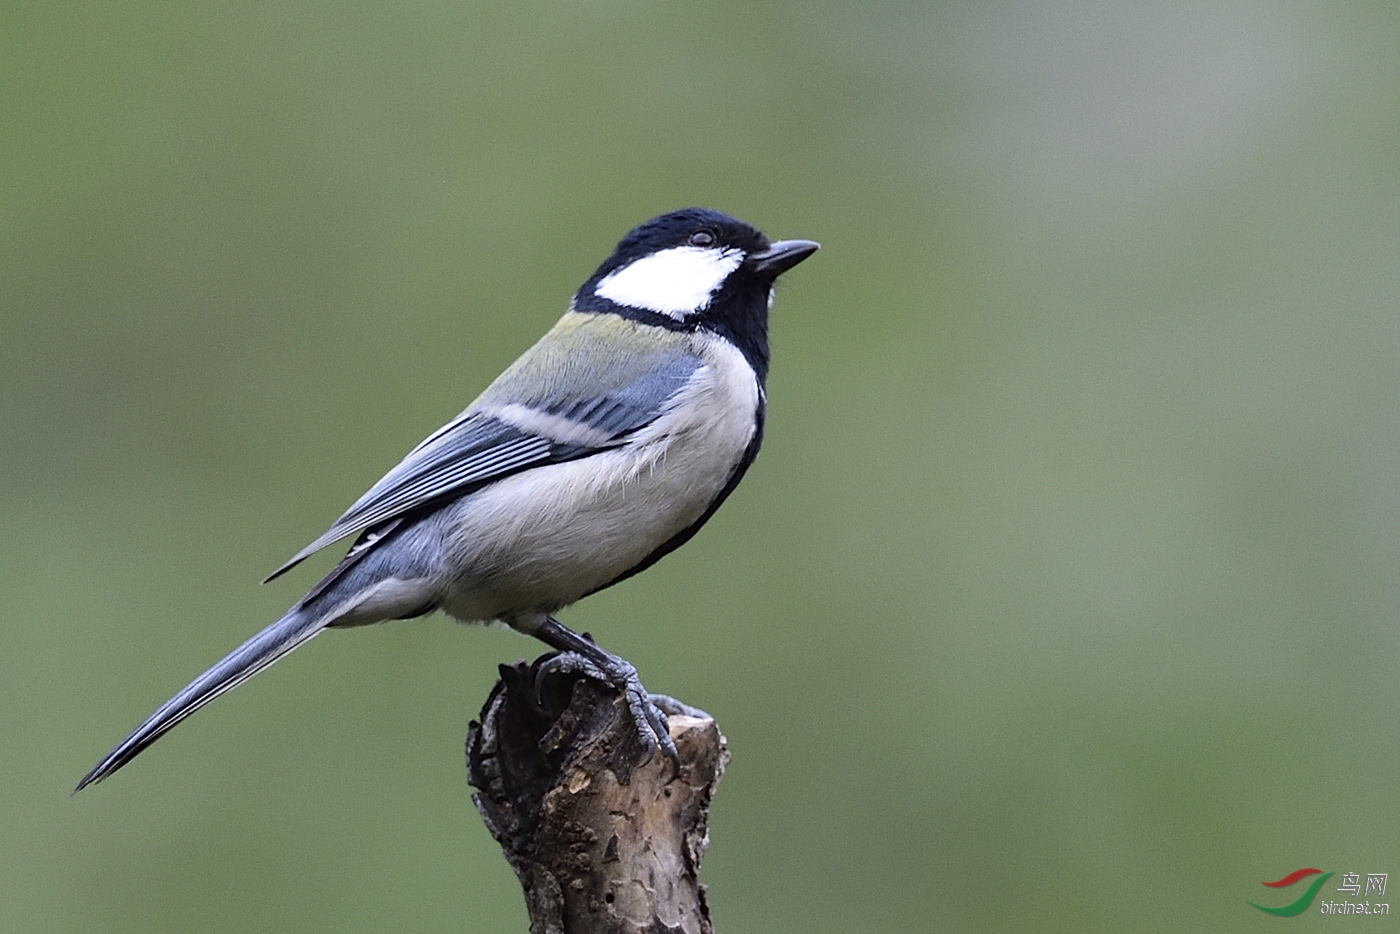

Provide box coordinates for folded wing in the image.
[265,344,704,583]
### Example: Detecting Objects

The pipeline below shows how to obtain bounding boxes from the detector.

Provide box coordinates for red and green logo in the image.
[1249,868,1333,916]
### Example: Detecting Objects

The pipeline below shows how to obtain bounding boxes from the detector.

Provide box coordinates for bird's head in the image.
[574,208,818,378]
[577,208,817,322]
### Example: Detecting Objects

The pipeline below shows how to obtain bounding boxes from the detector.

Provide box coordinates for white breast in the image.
[439,333,761,621]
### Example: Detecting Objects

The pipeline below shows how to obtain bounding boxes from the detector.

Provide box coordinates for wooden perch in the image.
[467,653,729,934]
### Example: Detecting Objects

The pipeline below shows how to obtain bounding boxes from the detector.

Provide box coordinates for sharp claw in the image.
[526,621,680,778]
[532,651,605,701]
[532,648,678,776]
[621,681,679,777]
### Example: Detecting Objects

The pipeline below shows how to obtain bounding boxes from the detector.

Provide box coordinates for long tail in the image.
[74,606,329,792]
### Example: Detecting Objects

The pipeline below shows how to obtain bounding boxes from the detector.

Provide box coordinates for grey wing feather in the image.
[264,352,703,583]
[538,356,699,435]
[264,413,555,582]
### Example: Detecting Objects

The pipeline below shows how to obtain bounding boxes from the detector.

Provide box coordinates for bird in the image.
[76,208,818,791]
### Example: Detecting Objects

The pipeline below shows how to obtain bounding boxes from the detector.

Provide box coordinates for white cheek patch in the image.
[594,246,745,319]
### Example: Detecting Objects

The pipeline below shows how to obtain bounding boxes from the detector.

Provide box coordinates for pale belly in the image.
[438,338,760,621]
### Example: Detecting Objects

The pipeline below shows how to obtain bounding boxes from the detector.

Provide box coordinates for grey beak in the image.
[751,239,820,276]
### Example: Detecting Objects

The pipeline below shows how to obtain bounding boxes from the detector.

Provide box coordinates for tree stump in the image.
[467,653,729,934]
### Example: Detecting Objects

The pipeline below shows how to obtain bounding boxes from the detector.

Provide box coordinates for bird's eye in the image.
[688,230,715,247]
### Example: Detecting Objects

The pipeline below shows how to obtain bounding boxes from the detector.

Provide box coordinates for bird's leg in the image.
[529,615,679,773]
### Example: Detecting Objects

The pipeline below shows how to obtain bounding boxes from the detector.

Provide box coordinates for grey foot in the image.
[532,649,679,774]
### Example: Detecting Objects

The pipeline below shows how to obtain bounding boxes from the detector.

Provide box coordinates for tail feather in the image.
[74,607,328,792]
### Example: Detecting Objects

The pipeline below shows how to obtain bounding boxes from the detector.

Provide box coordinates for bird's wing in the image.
[265,320,703,582]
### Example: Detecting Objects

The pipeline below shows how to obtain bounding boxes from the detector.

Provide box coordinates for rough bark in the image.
[467,653,729,934]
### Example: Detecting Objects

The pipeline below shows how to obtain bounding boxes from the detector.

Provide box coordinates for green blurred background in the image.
[6,2,1399,931]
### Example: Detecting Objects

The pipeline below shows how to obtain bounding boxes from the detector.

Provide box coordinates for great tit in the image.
[76,208,818,790]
